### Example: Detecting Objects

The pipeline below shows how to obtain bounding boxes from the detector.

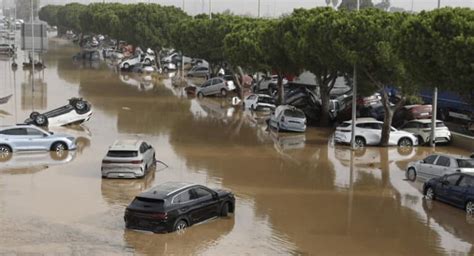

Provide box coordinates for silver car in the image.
[101,140,156,179]
[187,66,209,78]
[406,154,474,181]
[196,77,233,97]
[269,105,307,132]
[0,125,77,157]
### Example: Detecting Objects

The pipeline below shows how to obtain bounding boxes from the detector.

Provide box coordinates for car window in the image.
[139,143,146,153]
[172,189,192,204]
[459,176,474,187]
[106,150,138,157]
[259,97,275,104]
[190,188,212,200]
[424,155,438,165]
[0,128,27,135]
[202,81,211,87]
[26,128,45,136]
[212,78,223,85]
[445,174,461,185]
[369,123,383,130]
[436,156,451,167]
[457,159,474,168]
[248,95,257,100]
[284,109,305,118]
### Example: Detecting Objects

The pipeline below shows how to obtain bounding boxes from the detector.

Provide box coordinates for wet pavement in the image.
[0,37,473,255]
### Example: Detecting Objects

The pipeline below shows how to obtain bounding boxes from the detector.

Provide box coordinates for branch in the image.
[363,69,384,90]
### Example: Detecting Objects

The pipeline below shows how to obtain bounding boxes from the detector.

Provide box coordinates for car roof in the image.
[109,139,144,151]
[343,118,380,124]
[138,182,197,199]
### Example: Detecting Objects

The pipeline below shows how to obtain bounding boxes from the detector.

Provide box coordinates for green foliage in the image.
[397,7,474,93]
[39,5,61,26]
[57,3,87,33]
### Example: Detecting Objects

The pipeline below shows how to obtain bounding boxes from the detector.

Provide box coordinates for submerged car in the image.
[196,77,233,97]
[334,118,418,148]
[101,140,156,179]
[269,105,307,133]
[0,124,76,156]
[124,181,235,233]
[423,173,474,214]
[243,94,276,111]
[0,43,14,55]
[400,119,451,145]
[186,66,209,78]
[406,154,474,181]
[24,98,93,127]
[119,52,155,70]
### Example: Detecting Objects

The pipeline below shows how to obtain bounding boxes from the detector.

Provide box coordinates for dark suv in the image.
[124,182,235,233]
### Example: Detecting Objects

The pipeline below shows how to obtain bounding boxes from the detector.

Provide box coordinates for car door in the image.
[437,173,462,203]
[25,127,49,151]
[449,175,473,207]
[211,78,223,95]
[417,155,439,180]
[0,128,29,150]
[189,187,219,222]
[201,80,212,95]
[434,156,452,177]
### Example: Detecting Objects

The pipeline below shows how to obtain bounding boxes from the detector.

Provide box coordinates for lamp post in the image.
[258,0,260,17]
[350,0,360,150]
[209,0,212,19]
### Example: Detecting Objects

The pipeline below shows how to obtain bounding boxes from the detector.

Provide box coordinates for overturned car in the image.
[25,98,93,127]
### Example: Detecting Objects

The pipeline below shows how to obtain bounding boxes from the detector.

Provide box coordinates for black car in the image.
[423,173,474,214]
[124,182,235,233]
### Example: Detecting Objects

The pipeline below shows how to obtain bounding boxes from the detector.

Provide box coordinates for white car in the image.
[400,119,451,145]
[101,140,156,179]
[406,154,474,181]
[24,98,93,127]
[243,94,276,111]
[119,53,155,69]
[269,105,307,133]
[334,118,418,147]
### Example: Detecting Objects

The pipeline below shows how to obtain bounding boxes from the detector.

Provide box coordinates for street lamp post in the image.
[209,0,212,19]
[258,0,261,17]
[350,0,360,150]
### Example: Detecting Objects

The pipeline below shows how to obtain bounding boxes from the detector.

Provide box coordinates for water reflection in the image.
[0,150,76,173]
[101,170,156,207]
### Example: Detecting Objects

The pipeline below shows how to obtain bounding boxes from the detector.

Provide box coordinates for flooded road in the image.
[0,38,473,255]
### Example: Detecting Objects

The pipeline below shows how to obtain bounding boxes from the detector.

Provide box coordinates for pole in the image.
[351,65,357,149]
[437,0,441,8]
[357,0,360,10]
[31,0,35,92]
[258,0,261,17]
[430,87,438,147]
[209,0,211,19]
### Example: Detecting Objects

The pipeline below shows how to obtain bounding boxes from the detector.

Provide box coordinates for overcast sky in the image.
[10,0,474,17]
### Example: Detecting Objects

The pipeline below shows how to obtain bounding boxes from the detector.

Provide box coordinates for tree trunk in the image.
[277,73,284,105]
[317,74,337,127]
[380,89,393,146]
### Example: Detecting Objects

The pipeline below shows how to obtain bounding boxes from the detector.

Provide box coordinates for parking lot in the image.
[0,39,473,255]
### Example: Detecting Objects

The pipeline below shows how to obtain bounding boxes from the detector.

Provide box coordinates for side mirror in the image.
[212,192,218,200]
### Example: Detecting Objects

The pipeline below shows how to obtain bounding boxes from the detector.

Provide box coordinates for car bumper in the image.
[125,214,172,233]
[280,123,306,132]
[334,133,351,144]
[101,166,144,178]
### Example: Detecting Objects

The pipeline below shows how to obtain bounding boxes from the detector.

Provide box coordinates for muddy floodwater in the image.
[0,37,473,255]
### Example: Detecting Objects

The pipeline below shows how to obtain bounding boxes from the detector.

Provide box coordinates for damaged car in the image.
[25,98,93,127]
[269,105,307,133]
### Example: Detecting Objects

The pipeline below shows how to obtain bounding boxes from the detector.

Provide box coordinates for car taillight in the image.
[152,212,168,220]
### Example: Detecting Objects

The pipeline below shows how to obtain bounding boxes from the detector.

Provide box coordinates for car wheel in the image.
[34,114,48,126]
[51,142,67,152]
[398,137,413,147]
[354,136,366,148]
[174,219,188,232]
[466,201,474,215]
[406,167,417,181]
[425,187,435,200]
[0,145,12,162]
[220,202,230,217]
[221,89,227,97]
[197,92,204,98]
[123,63,130,69]
[30,111,40,119]
[144,59,151,65]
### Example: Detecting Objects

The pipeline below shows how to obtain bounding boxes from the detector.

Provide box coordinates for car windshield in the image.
[131,197,165,211]
[458,159,474,168]
[259,97,275,104]
[284,109,305,118]
[106,150,138,157]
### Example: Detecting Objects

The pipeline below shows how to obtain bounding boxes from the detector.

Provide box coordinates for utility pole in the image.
[437,0,441,8]
[258,0,260,17]
[209,0,211,19]
[431,0,441,147]
[31,0,35,92]
[350,0,360,150]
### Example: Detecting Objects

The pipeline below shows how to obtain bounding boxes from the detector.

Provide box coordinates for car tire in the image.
[30,111,40,120]
[406,167,417,181]
[74,100,89,114]
[0,144,12,162]
[144,59,151,65]
[354,136,366,148]
[425,186,435,200]
[220,202,230,217]
[197,92,204,98]
[34,114,48,126]
[221,89,227,97]
[466,201,474,215]
[51,142,67,152]
[123,63,130,69]
[398,137,413,147]
[174,219,188,232]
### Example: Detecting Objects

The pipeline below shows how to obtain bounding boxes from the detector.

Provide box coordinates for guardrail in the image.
[451,132,474,151]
